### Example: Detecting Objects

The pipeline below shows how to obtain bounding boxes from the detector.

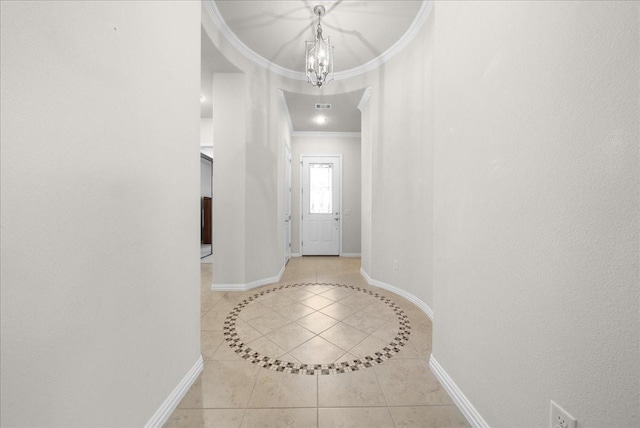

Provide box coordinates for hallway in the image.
[166,257,468,427]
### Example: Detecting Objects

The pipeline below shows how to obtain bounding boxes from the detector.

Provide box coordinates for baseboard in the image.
[429,356,490,428]
[144,355,203,428]
[360,267,433,320]
[291,253,301,257]
[341,253,361,258]
[211,263,285,292]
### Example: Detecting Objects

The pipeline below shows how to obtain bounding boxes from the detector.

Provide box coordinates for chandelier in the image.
[305,5,334,88]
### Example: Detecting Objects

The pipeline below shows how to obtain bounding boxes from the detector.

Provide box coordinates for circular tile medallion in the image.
[223,282,411,375]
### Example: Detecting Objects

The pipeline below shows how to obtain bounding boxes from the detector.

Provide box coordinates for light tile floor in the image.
[166,257,469,428]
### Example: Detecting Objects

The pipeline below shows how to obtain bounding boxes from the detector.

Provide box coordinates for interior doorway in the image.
[301,155,342,256]
[200,153,213,259]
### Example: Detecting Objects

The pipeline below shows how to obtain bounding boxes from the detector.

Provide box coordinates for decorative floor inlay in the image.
[223,282,411,375]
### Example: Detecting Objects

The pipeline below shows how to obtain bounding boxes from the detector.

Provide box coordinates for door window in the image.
[309,163,333,214]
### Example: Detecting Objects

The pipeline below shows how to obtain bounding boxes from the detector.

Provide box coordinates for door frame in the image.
[299,154,343,256]
[284,144,292,263]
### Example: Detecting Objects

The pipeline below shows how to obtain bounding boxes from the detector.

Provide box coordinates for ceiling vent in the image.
[315,103,332,110]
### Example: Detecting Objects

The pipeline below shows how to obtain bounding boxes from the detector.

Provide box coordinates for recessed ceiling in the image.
[283,89,365,133]
[206,0,429,80]
[202,1,430,132]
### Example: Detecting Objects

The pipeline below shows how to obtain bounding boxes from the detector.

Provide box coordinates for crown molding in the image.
[292,131,361,139]
[204,0,433,83]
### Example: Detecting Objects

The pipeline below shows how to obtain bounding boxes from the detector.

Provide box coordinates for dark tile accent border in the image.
[222,283,411,375]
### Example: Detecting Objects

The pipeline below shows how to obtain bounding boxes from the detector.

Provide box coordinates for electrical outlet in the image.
[550,400,576,428]
[393,260,399,271]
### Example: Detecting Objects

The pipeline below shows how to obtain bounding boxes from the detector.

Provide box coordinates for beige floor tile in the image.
[389,406,470,428]
[246,336,287,359]
[296,312,339,334]
[289,336,346,364]
[177,377,206,409]
[393,341,423,359]
[340,293,376,310]
[408,332,433,357]
[342,311,389,334]
[335,352,359,364]
[247,312,291,335]
[360,300,396,320]
[318,407,395,428]
[238,302,276,322]
[300,294,334,310]
[348,335,388,358]
[247,369,317,408]
[276,302,316,321]
[200,294,221,315]
[371,319,401,343]
[201,331,224,360]
[293,273,318,283]
[167,259,457,427]
[266,323,315,352]
[240,408,317,428]
[278,288,316,302]
[179,361,260,408]
[303,284,332,294]
[164,409,244,428]
[318,369,387,407]
[210,341,243,360]
[259,294,295,310]
[318,287,355,301]
[201,306,233,330]
[319,302,358,321]
[319,322,368,351]
[316,274,343,283]
[234,319,263,343]
[375,359,452,406]
[340,273,369,285]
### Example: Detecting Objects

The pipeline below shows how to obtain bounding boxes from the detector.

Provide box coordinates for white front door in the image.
[284,145,292,262]
[301,156,341,256]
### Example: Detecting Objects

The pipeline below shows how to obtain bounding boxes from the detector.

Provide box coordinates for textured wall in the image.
[212,73,247,284]
[0,2,201,425]
[432,2,639,426]
[362,11,435,310]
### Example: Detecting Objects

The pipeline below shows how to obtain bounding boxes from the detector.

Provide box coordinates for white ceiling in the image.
[283,89,365,133]
[202,1,428,131]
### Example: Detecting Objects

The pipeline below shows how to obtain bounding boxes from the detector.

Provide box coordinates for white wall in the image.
[200,117,213,158]
[432,2,639,427]
[0,2,201,426]
[202,9,297,287]
[212,73,247,284]
[361,11,435,310]
[291,136,362,255]
[200,117,213,146]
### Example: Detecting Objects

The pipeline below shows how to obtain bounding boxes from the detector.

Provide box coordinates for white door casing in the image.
[284,145,292,262]
[301,155,341,256]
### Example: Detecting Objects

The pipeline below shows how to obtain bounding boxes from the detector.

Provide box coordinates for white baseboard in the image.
[291,253,301,257]
[211,263,285,292]
[360,267,433,320]
[144,355,203,428]
[429,356,490,428]
[341,253,361,258]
